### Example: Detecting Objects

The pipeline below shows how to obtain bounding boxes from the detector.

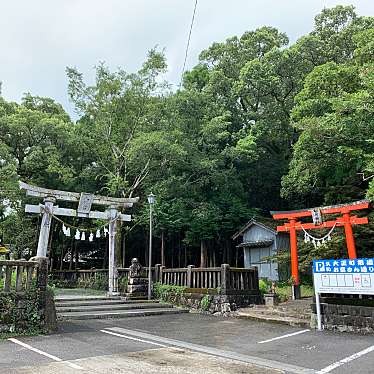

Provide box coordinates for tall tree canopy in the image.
[1,5,373,267]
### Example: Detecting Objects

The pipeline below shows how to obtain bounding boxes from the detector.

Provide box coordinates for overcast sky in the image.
[0,0,373,118]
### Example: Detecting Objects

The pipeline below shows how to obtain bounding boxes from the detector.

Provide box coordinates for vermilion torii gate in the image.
[271,200,370,299]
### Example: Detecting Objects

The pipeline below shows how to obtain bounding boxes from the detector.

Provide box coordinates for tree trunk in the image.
[122,231,126,268]
[184,244,187,267]
[171,234,174,268]
[213,246,216,267]
[75,242,79,270]
[161,229,165,266]
[223,243,227,265]
[226,240,231,265]
[69,239,74,270]
[60,245,64,270]
[200,239,207,268]
[144,230,149,266]
[178,232,181,268]
[103,239,108,269]
[115,221,122,267]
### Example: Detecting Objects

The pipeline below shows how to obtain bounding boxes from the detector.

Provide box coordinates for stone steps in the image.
[55,299,155,307]
[56,302,172,313]
[55,296,122,302]
[58,308,189,321]
[55,295,188,321]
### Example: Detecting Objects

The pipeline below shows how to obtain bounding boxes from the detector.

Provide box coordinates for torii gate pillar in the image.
[108,206,119,296]
[342,211,357,259]
[36,196,56,258]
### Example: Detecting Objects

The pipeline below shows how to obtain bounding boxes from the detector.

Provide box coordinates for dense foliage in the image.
[0,286,43,336]
[1,6,373,271]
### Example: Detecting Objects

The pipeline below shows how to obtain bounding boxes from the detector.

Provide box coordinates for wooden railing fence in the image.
[51,267,154,282]
[0,260,39,293]
[51,264,259,295]
[156,264,259,295]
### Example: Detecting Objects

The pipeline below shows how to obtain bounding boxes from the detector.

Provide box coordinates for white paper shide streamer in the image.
[61,222,109,242]
[302,223,336,248]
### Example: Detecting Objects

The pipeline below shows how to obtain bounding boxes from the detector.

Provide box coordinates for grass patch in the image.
[275,284,314,302]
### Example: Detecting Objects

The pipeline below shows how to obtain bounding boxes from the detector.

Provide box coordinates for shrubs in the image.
[77,274,109,291]
[258,278,315,302]
[153,282,186,305]
[49,279,77,289]
[118,276,128,293]
[259,279,271,295]
[153,283,214,312]
[200,295,211,311]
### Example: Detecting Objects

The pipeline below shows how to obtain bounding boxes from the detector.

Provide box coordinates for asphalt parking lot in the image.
[1,313,373,373]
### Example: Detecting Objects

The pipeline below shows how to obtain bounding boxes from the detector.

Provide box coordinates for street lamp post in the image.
[147,193,156,300]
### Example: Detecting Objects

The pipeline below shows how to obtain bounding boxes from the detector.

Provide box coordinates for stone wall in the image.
[180,290,261,316]
[0,288,56,334]
[0,257,57,335]
[312,302,374,334]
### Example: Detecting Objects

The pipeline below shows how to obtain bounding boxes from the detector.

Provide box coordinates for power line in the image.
[179,0,198,88]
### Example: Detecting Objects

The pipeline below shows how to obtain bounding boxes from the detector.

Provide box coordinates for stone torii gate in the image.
[20,181,139,296]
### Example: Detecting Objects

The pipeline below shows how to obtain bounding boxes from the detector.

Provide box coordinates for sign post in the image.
[315,290,322,331]
[313,258,374,331]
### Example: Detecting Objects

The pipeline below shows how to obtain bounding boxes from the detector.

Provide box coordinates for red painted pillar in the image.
[289,219,299,286]
[343,212,357,259]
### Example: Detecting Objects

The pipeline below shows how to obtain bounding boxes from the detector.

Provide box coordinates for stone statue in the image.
[129,258,143,278]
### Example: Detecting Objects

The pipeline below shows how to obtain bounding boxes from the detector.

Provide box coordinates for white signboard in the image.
[313,258,374,295]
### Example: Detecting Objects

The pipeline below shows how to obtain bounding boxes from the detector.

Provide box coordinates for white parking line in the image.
[257,329,310,344]
[105,327,316,374]
[318,345,374,373]
[100,329,167,347]
[8,338,84,370]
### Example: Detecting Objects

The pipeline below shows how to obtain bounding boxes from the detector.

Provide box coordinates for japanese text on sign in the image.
[313,258,374,295]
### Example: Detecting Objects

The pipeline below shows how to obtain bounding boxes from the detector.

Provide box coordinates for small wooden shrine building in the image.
[233,219,290,281]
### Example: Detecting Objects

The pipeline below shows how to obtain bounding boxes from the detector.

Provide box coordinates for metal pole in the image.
[315,291,322,331]
[148,203,153,300]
